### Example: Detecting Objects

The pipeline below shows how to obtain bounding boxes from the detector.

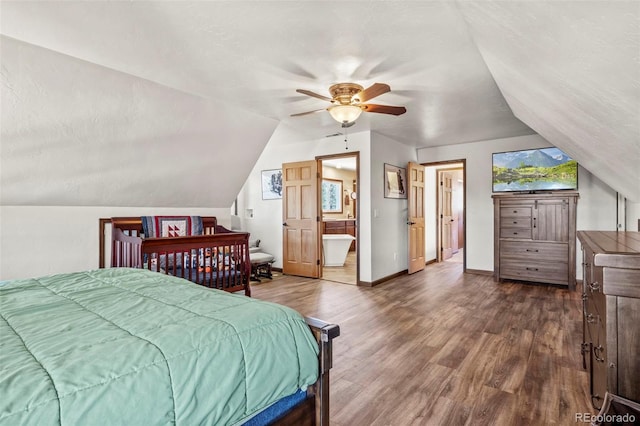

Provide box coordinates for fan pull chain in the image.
[344,125,349,150]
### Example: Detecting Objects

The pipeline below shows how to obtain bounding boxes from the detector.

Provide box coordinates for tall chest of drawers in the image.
[493,192,579,290]
[577,231,640,409]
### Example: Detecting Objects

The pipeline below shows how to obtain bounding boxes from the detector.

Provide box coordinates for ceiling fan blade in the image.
[296,89,332,102]
[290,108,326,117]
[356,83,390,103]
[362,104,407,116]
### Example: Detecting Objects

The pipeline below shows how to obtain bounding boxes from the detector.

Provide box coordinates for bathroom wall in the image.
[322,165,357,219]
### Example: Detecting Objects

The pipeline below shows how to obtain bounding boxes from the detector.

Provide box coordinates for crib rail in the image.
[112,228,143,269]
[141,233,251,296]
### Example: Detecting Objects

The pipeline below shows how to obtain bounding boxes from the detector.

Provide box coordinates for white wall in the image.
[417,134,619,278]
[370,132,418,281]
[628,202,640,232]
[0,206,230,280]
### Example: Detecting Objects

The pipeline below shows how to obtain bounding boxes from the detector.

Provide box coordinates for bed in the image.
[0,268,339,426]
[100,216,252,296]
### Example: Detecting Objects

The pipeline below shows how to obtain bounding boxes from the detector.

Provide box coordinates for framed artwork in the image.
[384,163,407,199]
[261,169,283,200]
[321,178,343,213]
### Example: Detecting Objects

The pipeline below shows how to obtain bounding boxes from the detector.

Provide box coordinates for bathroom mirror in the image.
[321,178,343,213]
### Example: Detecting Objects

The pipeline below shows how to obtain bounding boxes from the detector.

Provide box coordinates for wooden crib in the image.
[99,217,252,296]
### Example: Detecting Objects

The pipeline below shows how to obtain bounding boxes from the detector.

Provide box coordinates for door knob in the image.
[407,221,416,225]
[282,222,288,226]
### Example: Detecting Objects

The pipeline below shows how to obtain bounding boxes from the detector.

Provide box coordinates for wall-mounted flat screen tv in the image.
[492,147,578,193]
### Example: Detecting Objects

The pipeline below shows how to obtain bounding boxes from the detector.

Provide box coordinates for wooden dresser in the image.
[493,192,579,289]
[577,231,640,409]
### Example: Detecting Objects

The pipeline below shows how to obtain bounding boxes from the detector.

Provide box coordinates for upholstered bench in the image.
[250,252,275,282]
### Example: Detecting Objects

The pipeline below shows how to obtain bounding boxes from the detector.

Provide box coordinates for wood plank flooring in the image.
[322,251,357,285]
[250,257,594,426]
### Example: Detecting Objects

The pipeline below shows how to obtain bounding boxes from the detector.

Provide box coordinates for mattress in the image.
[0,268,319,425]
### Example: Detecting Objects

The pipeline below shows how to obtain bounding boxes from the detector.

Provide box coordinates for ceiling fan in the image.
[291,82,406,127]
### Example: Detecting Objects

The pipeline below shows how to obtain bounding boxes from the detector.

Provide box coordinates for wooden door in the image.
[408,162,426,274]
[440,171,454,260]
[282,160,320,278]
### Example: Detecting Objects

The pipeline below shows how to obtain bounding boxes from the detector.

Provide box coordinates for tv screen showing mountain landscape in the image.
[492,147,578,192]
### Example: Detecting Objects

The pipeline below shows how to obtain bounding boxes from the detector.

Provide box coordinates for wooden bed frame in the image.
[98,217,339,425]
[100,216,252,296]
[282,317,340,426]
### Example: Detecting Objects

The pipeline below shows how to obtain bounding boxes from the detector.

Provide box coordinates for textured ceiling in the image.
[1,1,638,206]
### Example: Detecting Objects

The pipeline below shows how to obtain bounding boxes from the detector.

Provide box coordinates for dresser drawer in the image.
[500,241,568,261]
[500,227,532,239]
[500,206,532,218]
[500,217,532,228]
[500,260,568,284]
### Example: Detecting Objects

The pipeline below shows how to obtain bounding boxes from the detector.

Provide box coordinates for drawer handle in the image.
[513,221,518,224]
[589,281,600,292]
[513,232,518,235]
[513,210,518,213]
[525,249,539,252]
[526,267,539,271]
[594,345,605,363]
[585,313,596,324]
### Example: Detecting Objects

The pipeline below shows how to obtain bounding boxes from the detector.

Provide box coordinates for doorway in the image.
[318,153,359,285]
[423,160,466,270]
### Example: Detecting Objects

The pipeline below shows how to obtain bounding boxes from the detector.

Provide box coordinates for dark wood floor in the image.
[251,258,593,426]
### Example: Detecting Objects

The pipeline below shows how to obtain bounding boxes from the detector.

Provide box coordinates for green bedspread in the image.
[0,268,319,425]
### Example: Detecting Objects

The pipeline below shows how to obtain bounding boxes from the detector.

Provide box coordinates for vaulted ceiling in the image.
[1,1,638,206]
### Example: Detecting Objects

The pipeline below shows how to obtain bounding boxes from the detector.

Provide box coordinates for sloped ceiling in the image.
[458,1,640,201]
[1,1,638,207]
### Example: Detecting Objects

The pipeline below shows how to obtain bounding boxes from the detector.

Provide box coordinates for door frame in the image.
[424,159,467,271]
[316,151,360,285]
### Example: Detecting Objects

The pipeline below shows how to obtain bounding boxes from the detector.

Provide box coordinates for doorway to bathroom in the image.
[318,152,359,285]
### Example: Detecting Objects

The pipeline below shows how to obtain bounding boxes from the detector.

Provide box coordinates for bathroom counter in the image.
[323,220,356,251]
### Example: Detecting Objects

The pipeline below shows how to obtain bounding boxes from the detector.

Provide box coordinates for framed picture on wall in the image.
[384,163,407,199]
[322,178,343,213]
[261,169,283,200]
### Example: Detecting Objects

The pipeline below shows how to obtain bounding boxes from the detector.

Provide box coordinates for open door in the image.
[282,160,321,278]
[408,162,426,274]
[439,170,454,261]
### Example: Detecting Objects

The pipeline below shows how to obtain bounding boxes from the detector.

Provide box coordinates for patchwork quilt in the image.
[0,268,319,425]
[141,215,204,238]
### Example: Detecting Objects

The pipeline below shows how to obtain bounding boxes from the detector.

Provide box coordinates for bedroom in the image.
[1,1,639,425]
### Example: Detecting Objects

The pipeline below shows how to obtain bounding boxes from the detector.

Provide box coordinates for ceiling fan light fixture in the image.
[328,105,362,124]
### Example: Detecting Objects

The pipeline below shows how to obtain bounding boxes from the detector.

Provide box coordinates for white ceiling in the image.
[1,1,638,205]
